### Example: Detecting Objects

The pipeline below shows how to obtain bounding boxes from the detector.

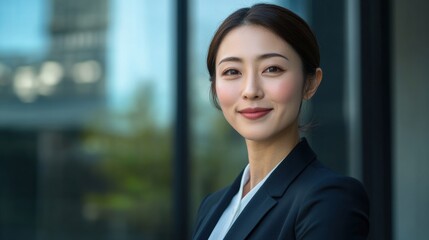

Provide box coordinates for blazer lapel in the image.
[224,191,277,240]
[224,139,316,239]
[193,171,243,240]
[264,138,316,197]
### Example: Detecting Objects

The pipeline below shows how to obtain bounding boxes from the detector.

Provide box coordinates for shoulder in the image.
[303,161,368,201]
[198,186,229,216]
[193,170,243,236]
[294,161,370,239]
[193,186,229,230]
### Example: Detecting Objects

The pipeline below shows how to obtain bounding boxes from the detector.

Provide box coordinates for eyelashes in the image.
[222,68,241,76]
[263,66,284,73]
[220,65,285,77]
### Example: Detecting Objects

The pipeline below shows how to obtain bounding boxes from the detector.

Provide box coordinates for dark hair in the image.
[207,3,320,109]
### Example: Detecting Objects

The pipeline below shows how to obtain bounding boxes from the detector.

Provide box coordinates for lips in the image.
[238,107,273,120]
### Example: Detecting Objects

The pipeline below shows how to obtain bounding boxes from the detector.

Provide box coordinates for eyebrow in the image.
[217,53,289,66]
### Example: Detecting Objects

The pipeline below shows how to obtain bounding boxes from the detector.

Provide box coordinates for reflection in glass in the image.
[13,66,38,102]
[0,0,173,239]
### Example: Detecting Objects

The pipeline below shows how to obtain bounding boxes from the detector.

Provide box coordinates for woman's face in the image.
[215,25,305,142]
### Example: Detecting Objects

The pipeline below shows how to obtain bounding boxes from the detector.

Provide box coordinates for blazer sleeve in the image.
[295,176,370,240]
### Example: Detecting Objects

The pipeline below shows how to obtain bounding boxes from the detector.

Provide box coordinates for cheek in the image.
[216,82,238,108]
[269,78,302,104]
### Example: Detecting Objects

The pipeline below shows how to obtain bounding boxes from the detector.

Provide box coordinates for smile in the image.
[238,107,273,120]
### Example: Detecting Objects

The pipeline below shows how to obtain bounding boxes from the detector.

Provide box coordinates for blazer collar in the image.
[193,170,243,240]
[194,138,316,240]
[263,138,316,197]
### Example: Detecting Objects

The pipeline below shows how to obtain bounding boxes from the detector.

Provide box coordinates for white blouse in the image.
[208,162,282,240]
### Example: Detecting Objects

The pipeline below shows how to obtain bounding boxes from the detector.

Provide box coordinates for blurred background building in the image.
[0,0,427,239]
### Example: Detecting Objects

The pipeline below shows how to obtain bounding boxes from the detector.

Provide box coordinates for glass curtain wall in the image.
[393,0,429,239]
[0,0,174,239]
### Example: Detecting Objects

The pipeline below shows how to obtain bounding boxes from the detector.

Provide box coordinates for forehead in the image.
[216,25,298,63]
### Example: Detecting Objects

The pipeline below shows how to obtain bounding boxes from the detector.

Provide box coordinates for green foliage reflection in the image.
[83,84,172,238]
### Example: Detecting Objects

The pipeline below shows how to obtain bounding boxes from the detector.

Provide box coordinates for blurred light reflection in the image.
[13,66,38,102]
[72,60,102,84]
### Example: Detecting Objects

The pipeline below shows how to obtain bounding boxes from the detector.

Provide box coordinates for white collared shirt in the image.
[208,162,281,240]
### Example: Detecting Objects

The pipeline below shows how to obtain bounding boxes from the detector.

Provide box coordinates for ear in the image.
[303,68,322,100]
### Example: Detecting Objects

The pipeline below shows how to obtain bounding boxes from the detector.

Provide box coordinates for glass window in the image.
[0,0,174,239]
[393,0,429,239]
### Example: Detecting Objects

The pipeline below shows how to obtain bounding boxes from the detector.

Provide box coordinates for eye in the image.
[264,66,284,73]
[222,69,241,76]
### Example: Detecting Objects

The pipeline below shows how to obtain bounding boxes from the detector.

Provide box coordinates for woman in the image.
[193,4,369,240]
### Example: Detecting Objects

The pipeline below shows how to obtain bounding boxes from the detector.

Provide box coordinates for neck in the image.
[244,127,300,192]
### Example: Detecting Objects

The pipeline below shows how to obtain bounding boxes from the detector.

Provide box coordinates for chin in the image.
[236,129,275,142]
[235,122,299,143]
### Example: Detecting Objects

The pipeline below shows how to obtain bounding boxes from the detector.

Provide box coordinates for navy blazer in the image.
[192,139,369,240]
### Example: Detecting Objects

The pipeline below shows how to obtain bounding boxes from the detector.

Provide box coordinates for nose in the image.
[242,73,263,100]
